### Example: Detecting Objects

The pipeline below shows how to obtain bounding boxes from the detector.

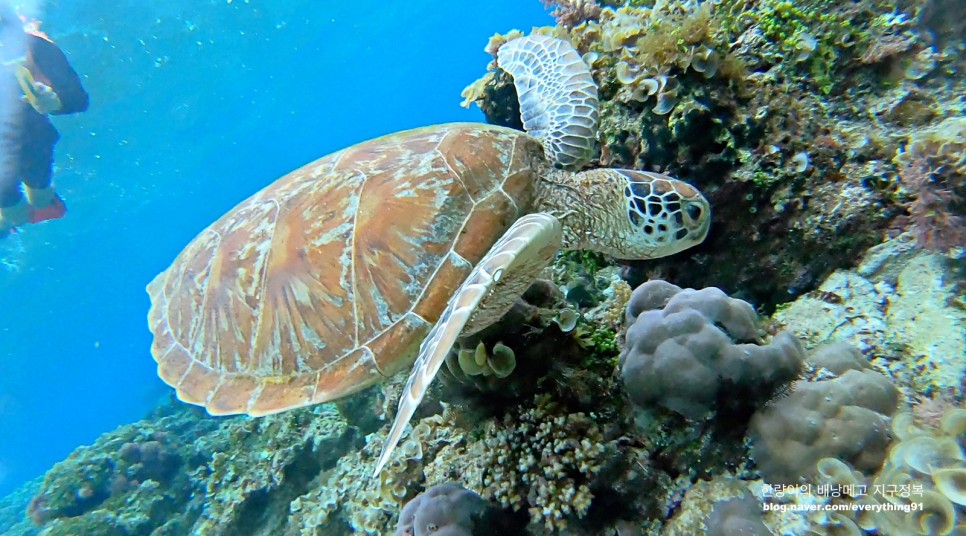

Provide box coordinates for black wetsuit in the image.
[0,32,88,208]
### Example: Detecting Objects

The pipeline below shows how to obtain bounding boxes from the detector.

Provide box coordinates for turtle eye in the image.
[686,203,703,222]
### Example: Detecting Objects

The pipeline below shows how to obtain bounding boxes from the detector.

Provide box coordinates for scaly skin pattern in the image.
[533,167,711,259]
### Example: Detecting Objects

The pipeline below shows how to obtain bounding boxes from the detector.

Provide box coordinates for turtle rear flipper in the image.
[497,34,599,169]
[373,213,563,476]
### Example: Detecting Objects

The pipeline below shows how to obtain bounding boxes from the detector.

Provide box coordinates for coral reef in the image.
[287,412,464,535]
[12,268,640,535]
[11,239,961,535]
[620,280,804,420]
[774,233,966,400]
[287,394,620,535]
[661,476,759,536]
[661,473,837,536]
[749,343,899,484]
[26,417,195,535]
[465,0,966,310]
[0,478,41,536]
[194,405,351,535]
[22,401,356,536]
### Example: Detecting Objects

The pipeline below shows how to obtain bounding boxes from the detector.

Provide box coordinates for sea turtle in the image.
[146,34,711,476]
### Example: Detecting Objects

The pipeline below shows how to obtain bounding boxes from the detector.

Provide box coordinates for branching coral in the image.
[476,396,608,532]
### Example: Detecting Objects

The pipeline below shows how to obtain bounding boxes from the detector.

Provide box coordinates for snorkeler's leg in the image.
[0,184,30,234]
[20,122,66,222]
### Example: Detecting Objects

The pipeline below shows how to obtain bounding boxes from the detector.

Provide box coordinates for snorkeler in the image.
[0,5,88,236]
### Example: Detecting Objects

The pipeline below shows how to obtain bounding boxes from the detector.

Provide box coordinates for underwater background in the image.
[0,0,552,499]
[0,0,964,535]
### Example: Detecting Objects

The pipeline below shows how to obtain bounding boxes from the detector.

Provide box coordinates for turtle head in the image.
[614,170,710,259]
[544,169,710,259]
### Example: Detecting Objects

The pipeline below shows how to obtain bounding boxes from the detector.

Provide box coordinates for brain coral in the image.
[619,280,805,420]
[750,343,899,484]
[395,483,487,536]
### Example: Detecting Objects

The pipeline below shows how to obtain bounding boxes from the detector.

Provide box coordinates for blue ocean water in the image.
[0,0,552,498]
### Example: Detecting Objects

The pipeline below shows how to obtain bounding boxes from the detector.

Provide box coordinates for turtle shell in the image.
[147,123,543,416]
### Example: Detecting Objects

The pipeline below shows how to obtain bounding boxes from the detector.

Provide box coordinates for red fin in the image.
[28,195,66,223]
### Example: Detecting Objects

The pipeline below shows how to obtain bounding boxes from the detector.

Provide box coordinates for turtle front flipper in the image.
[497,34,599,170]
[372,213,563,476]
